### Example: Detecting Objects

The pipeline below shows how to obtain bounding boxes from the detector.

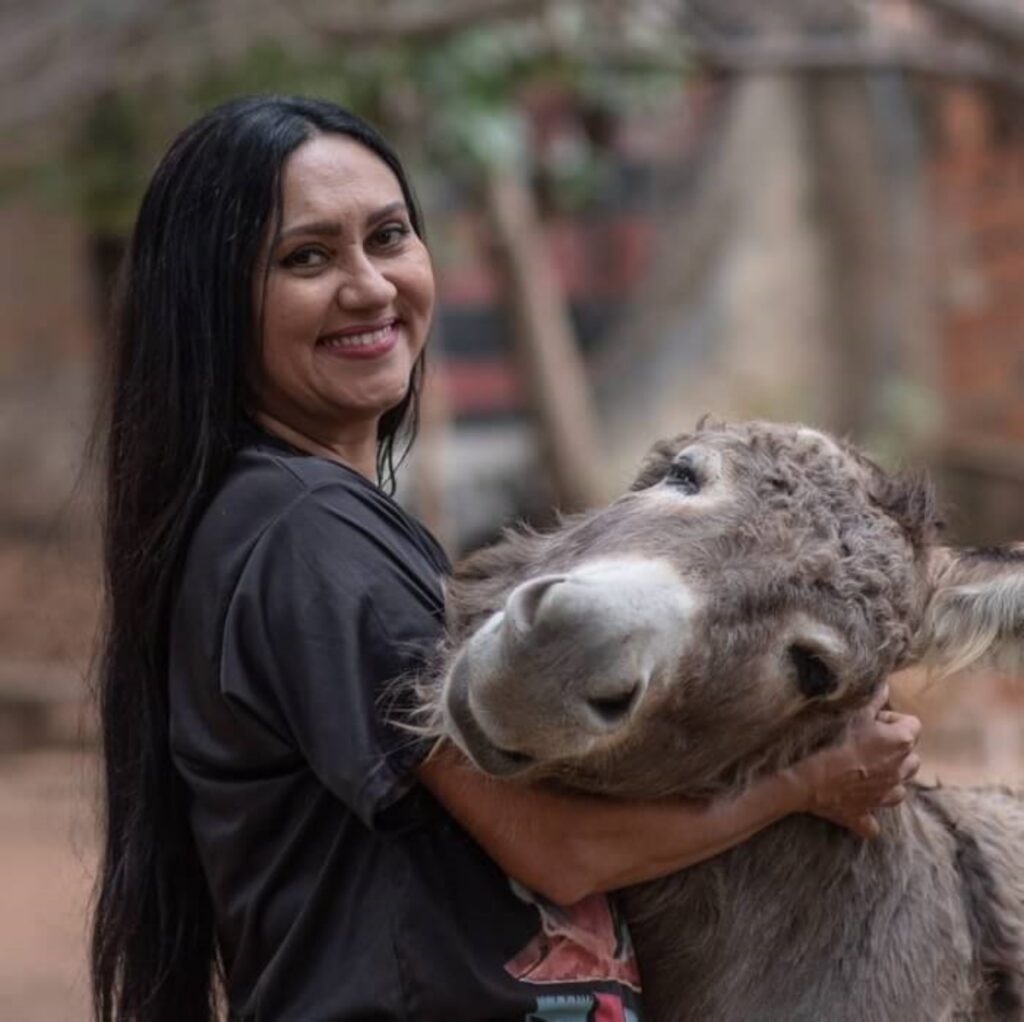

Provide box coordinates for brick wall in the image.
[931,84,1024,544]
[925,85,1024,779]
[933,85,1024,446]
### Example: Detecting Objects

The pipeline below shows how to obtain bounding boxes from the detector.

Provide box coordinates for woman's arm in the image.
[416,686,920,906]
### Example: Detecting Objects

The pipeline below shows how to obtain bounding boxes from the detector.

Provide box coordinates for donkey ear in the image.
[919,545,1024,675]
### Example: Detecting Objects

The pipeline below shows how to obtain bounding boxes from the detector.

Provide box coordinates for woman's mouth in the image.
[318,320,399,359]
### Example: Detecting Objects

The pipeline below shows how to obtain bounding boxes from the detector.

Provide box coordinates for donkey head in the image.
[432,422,1023,799]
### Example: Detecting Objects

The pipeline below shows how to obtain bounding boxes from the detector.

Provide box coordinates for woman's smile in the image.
[317,318,401,358]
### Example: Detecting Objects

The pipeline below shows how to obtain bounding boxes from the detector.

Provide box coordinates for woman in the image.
[92,95,920,1022]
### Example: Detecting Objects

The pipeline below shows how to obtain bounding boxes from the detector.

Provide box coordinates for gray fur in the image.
[419,421,1024,1021]
[916,787,1024,1018]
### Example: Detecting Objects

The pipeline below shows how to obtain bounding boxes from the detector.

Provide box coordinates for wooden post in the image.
[482,166,605,511]
[410,359,454,555]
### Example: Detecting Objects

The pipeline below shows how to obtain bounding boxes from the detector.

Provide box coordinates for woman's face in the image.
[253,133,435,439]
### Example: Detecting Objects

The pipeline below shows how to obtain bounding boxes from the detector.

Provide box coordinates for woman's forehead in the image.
[278,134,405,227]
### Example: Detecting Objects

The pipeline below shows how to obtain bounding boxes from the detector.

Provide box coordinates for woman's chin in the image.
[319,379,410,422]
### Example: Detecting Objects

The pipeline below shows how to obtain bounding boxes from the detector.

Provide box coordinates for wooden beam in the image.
[482,166,605,512]
[689,32,1024,92]
[289,0,550,41]
[922,0,1024,50]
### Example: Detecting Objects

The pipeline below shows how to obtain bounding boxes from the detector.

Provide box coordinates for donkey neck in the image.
[621,794,978,1022]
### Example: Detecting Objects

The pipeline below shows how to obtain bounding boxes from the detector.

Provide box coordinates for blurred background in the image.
[1,1,1022,1017]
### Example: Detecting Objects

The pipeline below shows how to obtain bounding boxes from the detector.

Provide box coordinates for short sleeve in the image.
[218,487,441,828]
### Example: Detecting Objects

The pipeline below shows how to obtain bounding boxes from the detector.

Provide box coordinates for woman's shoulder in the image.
[224,428,371,508]
[190,439,364,569]
[184,430,449,599]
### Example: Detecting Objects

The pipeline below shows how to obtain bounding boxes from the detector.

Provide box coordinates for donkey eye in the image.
[789,645,838,698]
[666,459,701,495]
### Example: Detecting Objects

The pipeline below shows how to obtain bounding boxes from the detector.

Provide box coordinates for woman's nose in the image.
[335,256,398,309]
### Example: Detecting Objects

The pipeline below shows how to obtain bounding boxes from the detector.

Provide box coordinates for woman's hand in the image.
[788,684,921,839]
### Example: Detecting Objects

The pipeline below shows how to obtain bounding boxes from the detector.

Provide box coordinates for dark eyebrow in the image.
[277,201,409,242]
[367,200,409,226]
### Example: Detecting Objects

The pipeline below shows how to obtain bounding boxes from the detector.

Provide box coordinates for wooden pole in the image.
[410,360,454,555]
[482,166,605,512]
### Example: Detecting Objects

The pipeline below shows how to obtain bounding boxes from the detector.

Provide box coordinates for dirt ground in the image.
[1,704,1022,1022]
[0,750,96,1022]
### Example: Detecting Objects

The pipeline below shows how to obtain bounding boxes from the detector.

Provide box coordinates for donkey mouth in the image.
[444,653,537,777]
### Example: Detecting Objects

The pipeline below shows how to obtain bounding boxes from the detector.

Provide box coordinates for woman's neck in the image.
[253,411,378,483]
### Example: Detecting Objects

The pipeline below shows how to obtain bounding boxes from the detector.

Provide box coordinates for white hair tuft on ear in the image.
[924,569,1024,677]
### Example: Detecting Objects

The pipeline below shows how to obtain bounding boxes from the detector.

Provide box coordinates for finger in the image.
[878,713,921,753]
[831,778,897,802]
[897,716,929,749]
[868,683,890,716]
[851,812,881,840]
[875,785,907,808]
[837,778,895,801]
[899,754,920,783]
[842,778,906,807]
[902,715,922,746]
[845,766,903,789]
[856,779,902,801]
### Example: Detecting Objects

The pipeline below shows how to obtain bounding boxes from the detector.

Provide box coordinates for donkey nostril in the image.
[506,574,568,632]
[585,683,641,727]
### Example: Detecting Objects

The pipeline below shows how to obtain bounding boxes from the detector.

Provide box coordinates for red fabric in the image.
[504,893,641,991]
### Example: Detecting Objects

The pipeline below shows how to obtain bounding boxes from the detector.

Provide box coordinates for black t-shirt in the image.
[169,429,644,1021]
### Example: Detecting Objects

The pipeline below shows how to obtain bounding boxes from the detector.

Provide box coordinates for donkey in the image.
[422,421,1024,1022]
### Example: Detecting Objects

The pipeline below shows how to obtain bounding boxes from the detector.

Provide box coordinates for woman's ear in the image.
[918,545,1024,675]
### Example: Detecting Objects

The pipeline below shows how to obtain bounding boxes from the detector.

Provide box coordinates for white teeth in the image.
[322,324,394,349]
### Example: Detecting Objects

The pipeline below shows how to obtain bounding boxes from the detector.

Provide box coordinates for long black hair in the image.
[91,95,426,1022]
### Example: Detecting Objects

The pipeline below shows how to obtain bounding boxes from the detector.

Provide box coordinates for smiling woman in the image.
[91,95,922,1022]
[253,135,435,477]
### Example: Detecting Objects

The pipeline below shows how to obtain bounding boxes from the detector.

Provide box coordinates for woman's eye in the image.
[281,247,329,269]
[372,222,410,249]
[666,459,701,495]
